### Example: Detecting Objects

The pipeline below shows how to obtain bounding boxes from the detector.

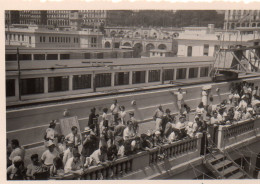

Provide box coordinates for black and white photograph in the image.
[4,9,260,181]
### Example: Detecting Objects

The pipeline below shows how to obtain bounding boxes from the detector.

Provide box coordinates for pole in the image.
[17,47,21,101]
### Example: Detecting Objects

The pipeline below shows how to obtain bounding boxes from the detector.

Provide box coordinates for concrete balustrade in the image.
[217,118,260,150]
[50,134,202,180]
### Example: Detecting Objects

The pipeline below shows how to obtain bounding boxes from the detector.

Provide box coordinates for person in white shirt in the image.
[110,99,120,124]
[89,146,108,166]
[64,153,83,176]
[172,88,187,112]
[202,89,208,107]
[117,138,125,158]
[234,108,242,121]
[62,143,74,166]
[210,111,220,125]
[119,106,127,125]
[168,130,177,143]
[41,141,59,167]
[45,120,58,142]
[153,105,164,131]
[123,121,135,140]
[238,96,248,111]
[65,126,81,150]
[9,139,25,163]
[196,102,205,115]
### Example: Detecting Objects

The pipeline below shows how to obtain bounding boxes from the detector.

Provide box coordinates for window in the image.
[160,53,163,56]
[55,37,57,42]
[97,53,103,59]
[19,54,32,61]
[21,78,44,95]
[84,53,91,59]
[163,69,174,81]
[18,35,20,41]
[153,52,155,56]
[203,44,209,56]
[52,37,54,42]
[149,70,160,82]
[22,35,24,41]
[189,68,199,78]
[132,71,146,84]
[60,54,70,60]
[200,67,209,77]
[34,54,45,60]
[43,36,45,42]
[29,36,31,44]
[91,37,97,47]
[95,73,111,88]
[40,36,42,42]
[115,72,129,86]
[49,37,51,42]
[48,76,69,92]
[176,68,187,79]
[73,74,91,90]
[6,54,17,61]
[6,79,15,97]
[47,54,58,60]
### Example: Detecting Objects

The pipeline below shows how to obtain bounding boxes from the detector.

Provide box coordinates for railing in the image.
[223,119,254,140]
[149,137,199,165]
[51,136,201,180]
[217,118,259,149]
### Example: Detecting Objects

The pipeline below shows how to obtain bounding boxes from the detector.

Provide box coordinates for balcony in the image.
[50,117,260,180]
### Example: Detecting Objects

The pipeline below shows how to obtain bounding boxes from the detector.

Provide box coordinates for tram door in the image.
[187,46,192,57]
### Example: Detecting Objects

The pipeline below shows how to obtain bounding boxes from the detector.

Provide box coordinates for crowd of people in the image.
[6,81,260,180]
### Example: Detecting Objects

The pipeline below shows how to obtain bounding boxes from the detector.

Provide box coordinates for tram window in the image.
[203,44,209,56]
[48,76,69,92]
[84,53,91,59]
[200,67,209,77]
[6,79,15,97]
[73,74,91,90]
[132,71,146,84]
[60,54,70,60]
[19,54,32,61]
[6,54,17,61]
[149,70,160,82]
[189,68,199,78]
[47,54,58,60]
[176,68,187,79]
[21,78,44,95]
[34,54,45,60]
[115,72,129,86]
[163,69,174,81]
[95,73,111,88]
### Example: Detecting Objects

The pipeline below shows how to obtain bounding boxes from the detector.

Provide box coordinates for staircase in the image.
[204,151,250,179]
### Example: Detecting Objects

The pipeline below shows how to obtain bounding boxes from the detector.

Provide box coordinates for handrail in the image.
[51,135,202,180]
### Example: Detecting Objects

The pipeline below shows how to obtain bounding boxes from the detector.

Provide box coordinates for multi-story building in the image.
[224,10,260,30]
[47,10,70,27]
[79,10,107,27]
[5,10,20,25]
[19,10,47,25]
[5,24,103,48]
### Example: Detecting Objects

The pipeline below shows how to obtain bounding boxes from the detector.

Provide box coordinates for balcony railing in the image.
[217,118,260,149]
[51,135,202,180]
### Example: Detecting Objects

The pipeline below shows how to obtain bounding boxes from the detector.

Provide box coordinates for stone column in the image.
[69,75,73,91]
[44,76,48,93]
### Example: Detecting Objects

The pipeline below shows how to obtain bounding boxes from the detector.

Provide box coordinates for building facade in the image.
[47,10,70,27]
[79,10,107,27]
[224,10,260,30]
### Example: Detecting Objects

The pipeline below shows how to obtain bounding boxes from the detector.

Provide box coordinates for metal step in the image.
[222,166,240,178]
[213,160,233,171]
[227,171,245,179]
[208,154,226,165]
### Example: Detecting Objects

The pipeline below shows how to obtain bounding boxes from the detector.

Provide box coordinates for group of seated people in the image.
[7,81,260,180]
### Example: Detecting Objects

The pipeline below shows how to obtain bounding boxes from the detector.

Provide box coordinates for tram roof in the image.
[6,56,214,72]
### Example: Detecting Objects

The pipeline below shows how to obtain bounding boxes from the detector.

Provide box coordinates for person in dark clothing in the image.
[107,144,118,161]
[162,109,175,136]
[88,108,99,133]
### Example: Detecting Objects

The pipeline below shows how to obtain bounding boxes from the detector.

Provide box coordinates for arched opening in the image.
[133,43,143,58]
[187,46,193,57]
[241,23,246,27]
[123,42,131,47]
[119,31,124,35]
[252,23,256,27]
[158,44,167,50]
[236,23,241,28]
[258,23,260,27]
[104,41,111,48]
[146,43,155,51]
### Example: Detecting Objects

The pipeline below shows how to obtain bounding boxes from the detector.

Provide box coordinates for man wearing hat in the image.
[65,126,81,151]
[45,120,58,141]
[41,140,59,167]
[162,109,174,136]
[81,127,97,164]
